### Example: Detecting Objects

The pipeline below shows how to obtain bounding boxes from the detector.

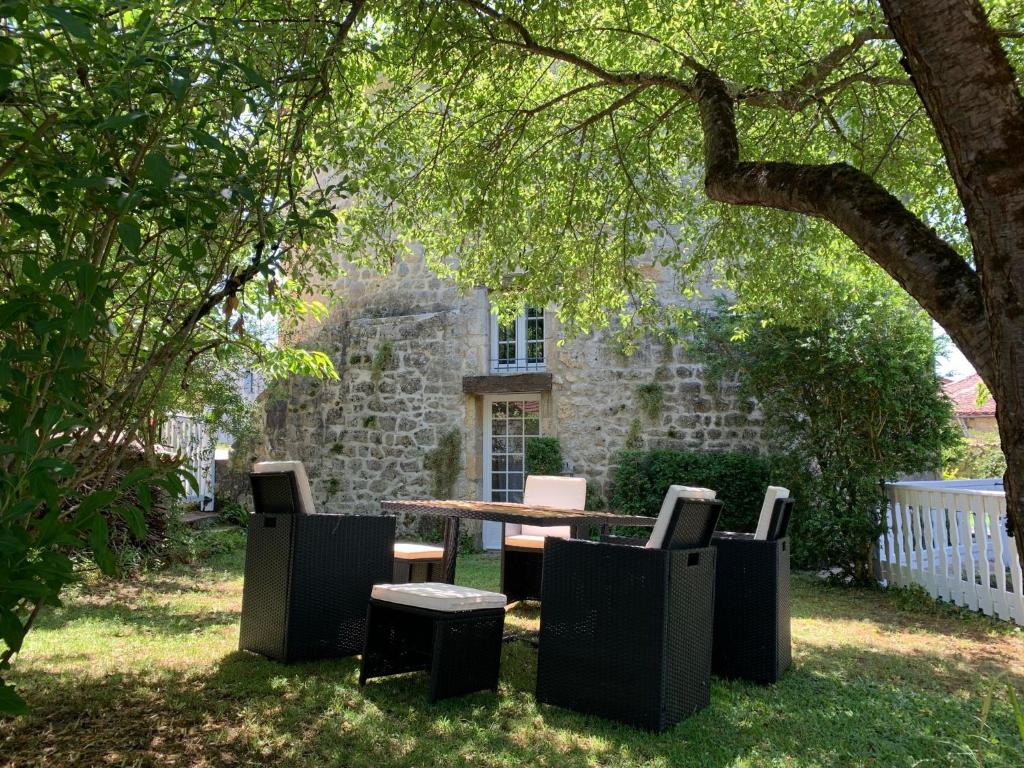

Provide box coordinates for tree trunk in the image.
[696,0,1024,571]
[880,0,1024,550]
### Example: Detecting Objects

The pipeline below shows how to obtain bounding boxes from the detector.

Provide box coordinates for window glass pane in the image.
[493,473,506,490]
[509,418,524,435]
[492,401,507,417]
[492,437,507,453]
[497,320,517,366]
[524,416,540,436]
[508,473,523,491]
[507,437,523,455]
[508,401,523,418]
[508,455,523,473]
[492,454,507,471]
[508,490,523,503]
[492,419,507,436]
[526,307,544,364]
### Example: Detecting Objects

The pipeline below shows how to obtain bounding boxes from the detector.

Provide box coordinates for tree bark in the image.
[696,0,1024,566]
[878,0,1024,547]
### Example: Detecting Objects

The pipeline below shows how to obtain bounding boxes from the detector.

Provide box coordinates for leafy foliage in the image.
[0,0,370,710]
[700,285,959,580]
[524,436,562,476]
[424,429,462,500]
[610,448,788,536]
[635,382,665,422]
[944,431,1006,480]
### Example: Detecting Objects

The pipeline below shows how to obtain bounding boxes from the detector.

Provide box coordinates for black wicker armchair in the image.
[711,493,795,684]
[238,465,395,662]
[535,495,722,731]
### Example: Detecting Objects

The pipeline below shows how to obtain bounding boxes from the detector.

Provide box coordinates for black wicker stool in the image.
[392,542,445,583]
[359,583,506,702]
[711,533,791,683]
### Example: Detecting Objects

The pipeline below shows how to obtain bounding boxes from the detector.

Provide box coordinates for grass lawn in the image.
[3,536,1024,768]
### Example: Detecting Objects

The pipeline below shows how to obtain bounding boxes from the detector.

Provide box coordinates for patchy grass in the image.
[3,544,1024,768]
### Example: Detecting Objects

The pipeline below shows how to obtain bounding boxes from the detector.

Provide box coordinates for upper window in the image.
[490,306,545,372]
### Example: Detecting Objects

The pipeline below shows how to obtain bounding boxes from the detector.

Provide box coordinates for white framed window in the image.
[490,306,545,372]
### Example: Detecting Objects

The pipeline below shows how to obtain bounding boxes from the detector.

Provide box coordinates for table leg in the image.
[442,516,460,584]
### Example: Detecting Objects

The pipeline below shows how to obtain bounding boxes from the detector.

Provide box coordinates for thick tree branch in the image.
[695,70,995,381]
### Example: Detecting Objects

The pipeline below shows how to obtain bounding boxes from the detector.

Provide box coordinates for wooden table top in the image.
[380,498,657,528]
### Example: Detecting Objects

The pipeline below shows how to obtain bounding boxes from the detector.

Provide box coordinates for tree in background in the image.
[0,0,371,711]
[345,0,1024,572]
[701,279,959,581]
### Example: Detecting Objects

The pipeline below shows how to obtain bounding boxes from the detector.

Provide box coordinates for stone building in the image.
[262,248,764,546]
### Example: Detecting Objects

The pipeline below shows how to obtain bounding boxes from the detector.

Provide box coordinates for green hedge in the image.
[525,436,563,476]
[609,449,791,534]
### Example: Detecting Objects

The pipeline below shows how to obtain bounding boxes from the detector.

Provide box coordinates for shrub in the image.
[609,449,787,534]
[525,437,563,476]
[944,431,1006,479]
[700,288,959,581]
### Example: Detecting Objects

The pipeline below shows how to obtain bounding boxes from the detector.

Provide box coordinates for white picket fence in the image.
[160,414,216,511]
[879,479,1024,624]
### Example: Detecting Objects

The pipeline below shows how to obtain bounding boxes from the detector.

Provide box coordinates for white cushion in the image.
[645,485,717,549]
[520,475,586,538]
[754,486,790,540]
[393,541,444,560]
[504,534,546,550]
[252,460,316,514]
[371,582,506,612]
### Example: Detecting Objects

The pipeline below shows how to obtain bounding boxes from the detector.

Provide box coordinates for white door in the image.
[482,394,542,549]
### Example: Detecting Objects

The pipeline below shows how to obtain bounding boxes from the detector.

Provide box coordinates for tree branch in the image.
[694,69,995,380]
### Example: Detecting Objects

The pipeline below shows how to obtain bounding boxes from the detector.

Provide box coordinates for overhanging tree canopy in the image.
[344,0,1024,565]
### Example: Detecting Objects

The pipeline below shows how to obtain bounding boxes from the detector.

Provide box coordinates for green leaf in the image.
[0,606,25,652]
[236,61,271,92]
[142,151,173,189]
[76,489,117,520]
[0,680,28,716]
[117,219,142,254]
[97,111,147,132]
[89,517,115,575]
[45,5,93,40]
[67,177,120,190]
[0,37,21,67]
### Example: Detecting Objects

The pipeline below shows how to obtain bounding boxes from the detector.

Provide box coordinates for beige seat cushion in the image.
[393,541,445,560]
[371,582,506,612]
[645,485,717,549]
[519,475,587,539]
[252,460,316,514]
[754,486,790,540]
[503,534,546,550]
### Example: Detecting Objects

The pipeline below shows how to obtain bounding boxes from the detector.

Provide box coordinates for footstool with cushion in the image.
[359,582,506,702]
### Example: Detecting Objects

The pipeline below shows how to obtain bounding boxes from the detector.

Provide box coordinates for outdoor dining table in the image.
[380,498,657,584]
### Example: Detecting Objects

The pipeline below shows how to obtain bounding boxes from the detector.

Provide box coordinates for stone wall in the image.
[260,250,764,536]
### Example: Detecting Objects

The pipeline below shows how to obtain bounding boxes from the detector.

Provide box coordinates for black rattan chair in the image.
[501,475,587,604]
[711,495,795,683]
[535,497,722,731]
[238,468,395,662]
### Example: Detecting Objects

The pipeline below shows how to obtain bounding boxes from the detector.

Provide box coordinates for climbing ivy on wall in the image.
[424,429,462,499]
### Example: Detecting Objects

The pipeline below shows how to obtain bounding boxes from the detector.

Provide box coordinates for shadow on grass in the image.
[34,600,240,636]
[6,638,1023,768]
[789,573,1019,639]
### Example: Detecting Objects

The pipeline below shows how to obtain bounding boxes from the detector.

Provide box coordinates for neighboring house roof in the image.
[943,373,995,417]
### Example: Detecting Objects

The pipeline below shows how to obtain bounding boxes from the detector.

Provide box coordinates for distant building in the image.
[943,373,997,436]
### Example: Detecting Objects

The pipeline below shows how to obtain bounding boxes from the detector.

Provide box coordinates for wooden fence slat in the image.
[986,496,1009,620]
